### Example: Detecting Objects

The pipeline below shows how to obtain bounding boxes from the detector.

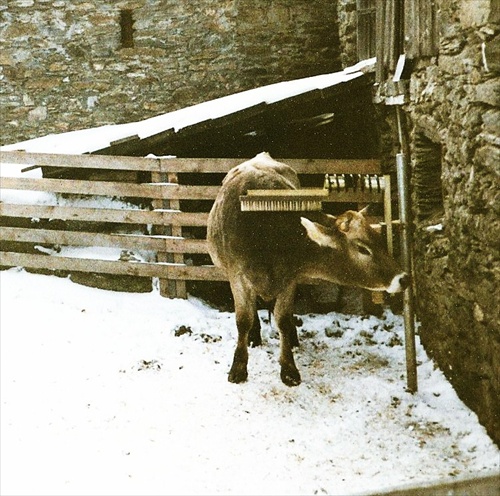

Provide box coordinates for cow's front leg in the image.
[275,284,301,386]
[228,278,257,384]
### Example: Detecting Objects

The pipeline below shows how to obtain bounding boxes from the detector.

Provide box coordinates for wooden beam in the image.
[0,150,161,172]
[285,158,382,175]
[1,152,383,176]
[0,203,209,226]
[1,226,210,254]
[0,177,221,200]
[0,251,226,280]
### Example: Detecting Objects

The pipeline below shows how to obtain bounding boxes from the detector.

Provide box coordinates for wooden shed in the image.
[1,60,394,305]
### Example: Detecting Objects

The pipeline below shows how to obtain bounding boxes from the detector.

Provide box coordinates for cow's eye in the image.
[356,243,372,256]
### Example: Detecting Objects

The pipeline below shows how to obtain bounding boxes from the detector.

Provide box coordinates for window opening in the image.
[413,132,444,220]
[120,9,135,48]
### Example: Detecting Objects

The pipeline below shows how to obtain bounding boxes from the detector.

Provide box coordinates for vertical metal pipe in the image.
[396,152,418,393]
[383,174,393,256]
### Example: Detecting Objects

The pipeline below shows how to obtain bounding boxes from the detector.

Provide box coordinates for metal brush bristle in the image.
[240,198,323,212]
[324,173,386,193]
[240,188,328,212]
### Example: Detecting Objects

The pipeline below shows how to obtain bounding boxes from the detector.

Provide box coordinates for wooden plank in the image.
[168,264,226,281]
[1,176,162,198]
[0,177,220,200]
[0,251,226,280]
[110,135,140,147]
[285,159,382,175]
[95,127,178,157]
[0,226,210,253]
[357,0,376,60]
[0,203,157,224]
[172,102,268,140]
[158,157,241,173]
[152,170,175,297]
[375,0,386,82]
[0,203,209,226]
[1,152,382,176]
[158,158,382,175]
[404,0,420,59]
[0,251,158,277]
[167,171,186,298]
[404,0,437,59]
[386,0,395,69]
[0,151,161,172]
[2,176,384,203]
[158,210,209,227]
[325,190,384,203]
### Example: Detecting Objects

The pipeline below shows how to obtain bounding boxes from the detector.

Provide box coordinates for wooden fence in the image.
[0,151,384,298]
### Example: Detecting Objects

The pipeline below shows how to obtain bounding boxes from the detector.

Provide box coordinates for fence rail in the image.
[1,151,383,298]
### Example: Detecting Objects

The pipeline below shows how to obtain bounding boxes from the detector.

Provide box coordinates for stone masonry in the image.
[407,1,499,446]
[337,0,499,444]
[0,0,340,146]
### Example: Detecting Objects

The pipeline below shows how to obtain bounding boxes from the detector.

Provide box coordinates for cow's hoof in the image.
[228,365,248,384]
[280,367,301,387]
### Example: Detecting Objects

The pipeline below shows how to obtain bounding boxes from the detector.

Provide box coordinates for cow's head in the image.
[301,209,408,293]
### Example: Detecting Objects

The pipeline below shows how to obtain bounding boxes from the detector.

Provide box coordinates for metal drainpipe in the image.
[395,105,418,393]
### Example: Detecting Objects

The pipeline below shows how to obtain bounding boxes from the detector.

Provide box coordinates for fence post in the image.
[151,170,173,296]
[166,171,187,299]
[150,171,185,298]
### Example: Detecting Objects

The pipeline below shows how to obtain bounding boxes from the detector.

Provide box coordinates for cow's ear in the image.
[358,205,370,216]
[336,211,355,233]
[301,217,338,248]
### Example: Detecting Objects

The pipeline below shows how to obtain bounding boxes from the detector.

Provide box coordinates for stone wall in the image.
[407,0,499,445]
[336,0,500,444]
[0,0,340,146]
[336,0,358,68]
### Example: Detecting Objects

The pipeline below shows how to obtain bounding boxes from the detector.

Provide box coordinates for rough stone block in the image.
[27,106,47,121]
[474,78,500,106]
[483,36,500,73]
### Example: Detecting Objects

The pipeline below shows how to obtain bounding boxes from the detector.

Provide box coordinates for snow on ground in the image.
[1,269,498,496]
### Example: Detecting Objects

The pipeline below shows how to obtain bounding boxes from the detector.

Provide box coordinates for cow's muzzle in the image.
[386,273,409,294]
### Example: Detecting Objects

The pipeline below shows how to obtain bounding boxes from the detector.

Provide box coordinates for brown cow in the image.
[207,152,408,386]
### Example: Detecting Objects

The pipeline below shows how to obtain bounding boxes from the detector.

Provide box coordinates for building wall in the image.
[0,0,340,146]
[336,0,358,68]
[337,0,499,444]
[407,0,499,445]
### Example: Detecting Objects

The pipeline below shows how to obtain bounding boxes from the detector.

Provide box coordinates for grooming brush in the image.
[240,173,387,212]
[240,188,328,212]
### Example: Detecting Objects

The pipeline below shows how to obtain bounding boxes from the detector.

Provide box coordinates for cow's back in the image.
[207,153,311,300]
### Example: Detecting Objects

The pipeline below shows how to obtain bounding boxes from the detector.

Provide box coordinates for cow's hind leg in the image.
[289,319,299,348]
[274,284,301,386]
[228,278,258,384]
[248,311,262,347]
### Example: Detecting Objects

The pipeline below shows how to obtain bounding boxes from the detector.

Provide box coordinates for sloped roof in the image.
[1,59,375,158]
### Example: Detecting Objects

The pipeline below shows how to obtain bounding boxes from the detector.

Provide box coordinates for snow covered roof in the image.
[1,59,375,157]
